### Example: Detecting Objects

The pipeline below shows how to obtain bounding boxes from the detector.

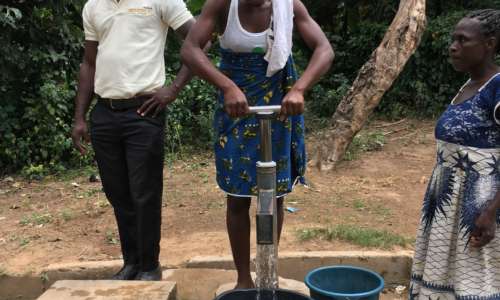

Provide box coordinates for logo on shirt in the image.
[128,7,153,16]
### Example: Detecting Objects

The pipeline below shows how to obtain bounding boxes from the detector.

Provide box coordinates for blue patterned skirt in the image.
[410,140,500,299]
[213,49,306,197]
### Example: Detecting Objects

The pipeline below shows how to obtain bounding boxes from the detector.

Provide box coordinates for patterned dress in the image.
[213,49,306,197]
[410,73,500,300]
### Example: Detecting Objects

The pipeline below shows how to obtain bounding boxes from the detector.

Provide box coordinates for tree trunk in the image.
[310,0,427,171]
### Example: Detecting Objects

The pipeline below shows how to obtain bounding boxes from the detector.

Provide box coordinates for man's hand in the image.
[470,207,497,248]
[223,85,248,118]
[281,88,305,118]
[137,86,178,117]
[72,119,90,155]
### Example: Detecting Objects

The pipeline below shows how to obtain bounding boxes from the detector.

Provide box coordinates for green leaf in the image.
[187,0,205,14]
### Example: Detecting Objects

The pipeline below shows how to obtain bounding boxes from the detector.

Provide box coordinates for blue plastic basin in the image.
[214,288,313,300]
[305,266,384,300]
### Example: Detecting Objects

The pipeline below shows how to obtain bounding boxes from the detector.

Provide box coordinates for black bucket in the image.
[214,288,313,300]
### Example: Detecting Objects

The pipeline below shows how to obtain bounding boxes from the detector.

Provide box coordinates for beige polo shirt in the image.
[83,0,193,99]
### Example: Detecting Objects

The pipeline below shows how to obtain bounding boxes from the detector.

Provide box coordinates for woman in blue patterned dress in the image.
[410,9,500,299]
[181,0,334,289]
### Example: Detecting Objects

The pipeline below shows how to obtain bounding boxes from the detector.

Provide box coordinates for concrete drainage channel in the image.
[0,251,413,300]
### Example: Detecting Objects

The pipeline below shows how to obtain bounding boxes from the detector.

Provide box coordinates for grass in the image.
[52,165,98,182]
[105,230,119,245]
[84,188,102,198]
[19,237,30,247]
[351,198,392,218]
[40,272,49,283]
[353,199,366,211]
[94,199,110,208]
[19,212,53,226]
[297,224,411,249]
[206,200,224,210]
[60,209,74,222]
[372,204,392,218]
[345,130,386,161]
[198,172,209,184]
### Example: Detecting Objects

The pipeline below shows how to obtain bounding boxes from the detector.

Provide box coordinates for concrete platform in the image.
[0,251,412,300]
[187,251,413,286]
[36,280,176,300]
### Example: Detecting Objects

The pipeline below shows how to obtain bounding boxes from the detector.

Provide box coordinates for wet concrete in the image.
[37,280,176,300]
[0,275,45,300]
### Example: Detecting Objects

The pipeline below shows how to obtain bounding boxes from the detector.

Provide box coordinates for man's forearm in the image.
[74,63,95,122]
[169,64,193,95]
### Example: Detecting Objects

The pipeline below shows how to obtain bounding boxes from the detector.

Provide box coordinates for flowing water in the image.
[255,244,279,300]
[255,289,278,300]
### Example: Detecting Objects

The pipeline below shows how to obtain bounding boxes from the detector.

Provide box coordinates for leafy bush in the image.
[0,1,216,174]
[0,2,86,173]
[164,70,216,155]
[303,9,494,120]
[378,11,469,119]
[2,0,499,173]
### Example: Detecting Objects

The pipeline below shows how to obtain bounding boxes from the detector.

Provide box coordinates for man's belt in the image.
[97,95,150,111]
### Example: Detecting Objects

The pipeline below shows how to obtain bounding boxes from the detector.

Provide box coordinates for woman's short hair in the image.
[466,9,500,54]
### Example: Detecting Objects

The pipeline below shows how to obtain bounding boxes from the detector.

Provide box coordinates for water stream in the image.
[255,244,279,300]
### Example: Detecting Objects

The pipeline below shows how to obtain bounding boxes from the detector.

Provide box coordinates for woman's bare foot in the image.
[234,276,255,289]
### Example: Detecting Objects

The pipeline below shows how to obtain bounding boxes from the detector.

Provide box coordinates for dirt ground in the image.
[0,119,436,276]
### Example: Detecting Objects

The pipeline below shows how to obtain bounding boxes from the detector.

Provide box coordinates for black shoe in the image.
[135,266,162,281]
[111,264,139,280]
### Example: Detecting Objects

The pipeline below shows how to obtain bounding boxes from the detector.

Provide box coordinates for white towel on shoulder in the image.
[264,0,294,77]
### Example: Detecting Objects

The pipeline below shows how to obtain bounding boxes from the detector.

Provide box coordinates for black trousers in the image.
[90,102,165,271]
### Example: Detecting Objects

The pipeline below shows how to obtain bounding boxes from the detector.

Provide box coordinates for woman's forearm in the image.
[292,44,334,92]
[181,40,236,93]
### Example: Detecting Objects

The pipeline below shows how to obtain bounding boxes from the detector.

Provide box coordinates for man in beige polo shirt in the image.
[71,0,195,281]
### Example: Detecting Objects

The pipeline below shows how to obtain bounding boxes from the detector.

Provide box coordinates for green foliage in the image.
[105,230,119,245]
[0,1,87,174]
[186,0,205,14]
[2,0,500,173]
[19,212,53,226]
[0,1,216,173]
[378,11,469,119]
[344,130,386,161]
[297,224,411,249]
[164,69,216,155]
[301,1,499,120]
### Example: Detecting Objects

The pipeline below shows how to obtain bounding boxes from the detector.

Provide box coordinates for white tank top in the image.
[219,0,270,54]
